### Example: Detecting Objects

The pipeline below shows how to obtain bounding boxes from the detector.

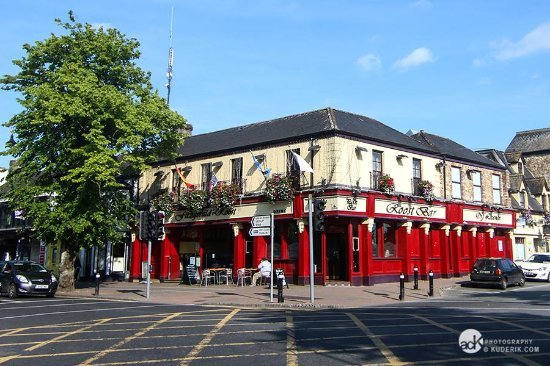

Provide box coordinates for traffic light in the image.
[146,211,156,240]
[139,211,151,240]
[155,211,166,240]
[313,199,326,231]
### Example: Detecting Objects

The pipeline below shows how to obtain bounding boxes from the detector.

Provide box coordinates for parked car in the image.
[0,261,58,298]
[470,257,525,290]
[516,253,550,282]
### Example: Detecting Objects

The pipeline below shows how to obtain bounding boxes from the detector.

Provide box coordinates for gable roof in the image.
[173,108,436,161]
[506,127,550,154]
[525,177,547,196]
[409,131,504,170]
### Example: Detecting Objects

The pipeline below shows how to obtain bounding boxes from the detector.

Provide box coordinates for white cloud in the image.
[356,53,382,71]
[393,47,434,70]
[493,22,550,60]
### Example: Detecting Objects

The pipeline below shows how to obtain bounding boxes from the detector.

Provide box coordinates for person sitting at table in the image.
[250,257,271,286]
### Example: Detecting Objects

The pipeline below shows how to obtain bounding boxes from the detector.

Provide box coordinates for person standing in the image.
[250,257,271,286]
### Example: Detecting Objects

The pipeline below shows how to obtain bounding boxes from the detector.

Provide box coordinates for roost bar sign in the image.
[374,199,447,220]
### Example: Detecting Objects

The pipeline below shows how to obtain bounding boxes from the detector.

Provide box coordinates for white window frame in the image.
[451,167,462,199]
[472,171,482,202]
[492,174,501,205]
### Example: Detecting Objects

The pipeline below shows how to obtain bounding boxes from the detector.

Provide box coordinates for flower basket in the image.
[151,191,176,213]
[378,174,395,194]
[178,189,208,218]
[522,209,534,227]
[265,174,294,202]
[210,182,239,215]
[417,180,435,202]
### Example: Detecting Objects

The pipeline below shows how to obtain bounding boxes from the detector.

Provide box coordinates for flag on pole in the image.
[209,173,219,191]
[250,152,272,177]
[291,151,314,173]
[174,165,194,188]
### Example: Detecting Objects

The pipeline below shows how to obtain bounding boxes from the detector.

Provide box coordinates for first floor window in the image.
[492,174,501,204]
[451,167,462,199]
[471,171,482,202]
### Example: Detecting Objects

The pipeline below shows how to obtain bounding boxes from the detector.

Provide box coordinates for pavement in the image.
[58,275,471,308]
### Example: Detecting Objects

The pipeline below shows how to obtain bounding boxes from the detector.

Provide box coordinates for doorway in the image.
[326,233,348,281]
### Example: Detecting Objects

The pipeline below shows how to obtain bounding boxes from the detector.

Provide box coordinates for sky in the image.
[1,0,550,168]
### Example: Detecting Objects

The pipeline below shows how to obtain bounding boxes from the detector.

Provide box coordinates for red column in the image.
[399,224,411,278]
[233,226,245,272]
[253,235,268,266]
[130,238,144,280]
[419,225,429,279]
[159,237,167,281]
[363,222,373,285]
[297,225,310,285]
[450,230,461,277]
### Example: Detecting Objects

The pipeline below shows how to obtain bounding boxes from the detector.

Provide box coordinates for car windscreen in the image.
[473,259,497,270]
[527,255,550,263]
[13,263,48,273]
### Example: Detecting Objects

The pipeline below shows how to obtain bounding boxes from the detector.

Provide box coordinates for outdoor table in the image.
[206,268,226,285]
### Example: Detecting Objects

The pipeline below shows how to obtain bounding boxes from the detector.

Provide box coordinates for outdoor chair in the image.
[200,269,216,287]
[236,268,251,287]
[218,268,233,285]
[260,273,271,286]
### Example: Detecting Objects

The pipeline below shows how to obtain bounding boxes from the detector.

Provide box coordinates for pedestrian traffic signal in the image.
[155,211,166,240]
[313,199,326,231]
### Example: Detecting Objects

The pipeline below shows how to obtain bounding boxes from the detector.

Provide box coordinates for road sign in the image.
[249,227,271,237]
[251,215,271,227]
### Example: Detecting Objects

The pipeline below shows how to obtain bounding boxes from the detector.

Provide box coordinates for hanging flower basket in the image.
[210,182,239,215]
[151,191,176,213]
[178,189,208,218]
[417,180,435,202]
[522,209,534,227]
[265,174,295,202]
[378,174,395,194]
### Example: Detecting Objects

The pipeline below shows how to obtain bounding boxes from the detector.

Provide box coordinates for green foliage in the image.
[1,12,188,252]
[210,182,238,215]
[178,189,208,218]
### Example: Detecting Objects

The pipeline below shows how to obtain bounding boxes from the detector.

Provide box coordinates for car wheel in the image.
[547,273,550,283]
[500,278,508,290]
[8,283,18,298]
[518,276,525,287]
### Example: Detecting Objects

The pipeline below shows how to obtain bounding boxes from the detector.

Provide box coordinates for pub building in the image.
[130,108,515,285]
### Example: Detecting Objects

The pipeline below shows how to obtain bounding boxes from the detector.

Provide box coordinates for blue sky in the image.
[1,1,550,168]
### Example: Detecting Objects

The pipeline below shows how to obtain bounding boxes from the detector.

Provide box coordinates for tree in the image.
[1,12,188,288]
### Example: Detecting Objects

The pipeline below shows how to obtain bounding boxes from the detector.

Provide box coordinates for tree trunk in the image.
[58,250,75,290]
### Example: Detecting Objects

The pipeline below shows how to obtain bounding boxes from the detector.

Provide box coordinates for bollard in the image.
[94,272,100,296]
[399,273,405,301]
[277,273,284,303]
[413,266,419,290]
[428,270,434,297]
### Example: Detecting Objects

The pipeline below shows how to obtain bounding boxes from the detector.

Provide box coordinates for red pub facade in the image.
[129,108,515,285]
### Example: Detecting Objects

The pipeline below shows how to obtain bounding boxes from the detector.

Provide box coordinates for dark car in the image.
[470,257,525,290]
[0,261,58,298]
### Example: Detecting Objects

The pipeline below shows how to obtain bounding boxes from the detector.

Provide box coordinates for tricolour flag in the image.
[209,173,219,191]
[291,151,314,173]
[250,152,272,177]
[174,165,194,188]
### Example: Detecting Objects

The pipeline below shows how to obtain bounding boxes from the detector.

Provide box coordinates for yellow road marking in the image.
[79,311,183,366]
[26,318,111,352]
[179,308,239,366]
[413,315,542,366]
[484,316,550,337]
[346,313,405,366]
[286,311,298,366]
[0,327,29,337]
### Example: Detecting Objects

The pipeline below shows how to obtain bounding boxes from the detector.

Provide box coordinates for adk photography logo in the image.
[459,328,484,354]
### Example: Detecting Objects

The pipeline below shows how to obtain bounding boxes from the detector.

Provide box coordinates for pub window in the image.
[451,167,462,199]
[372,150,383,190]
[201,163,212,191]
[413,158,422,195]
[492,174,501,204]
[231,157,244,193]
[287,222,299,259]
[373,221,398,258]
[273,222,282,259]
[472,171,482,202]
[286,148,301,190]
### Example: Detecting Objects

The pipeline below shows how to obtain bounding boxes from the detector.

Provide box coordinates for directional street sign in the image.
[251,215,271,228]
[249,227,271,237]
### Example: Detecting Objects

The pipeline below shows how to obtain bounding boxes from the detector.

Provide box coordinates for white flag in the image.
[291,151,314,173]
